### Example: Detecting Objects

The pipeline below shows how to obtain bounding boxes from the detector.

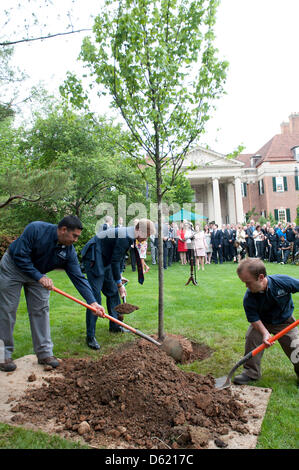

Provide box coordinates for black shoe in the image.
[86,337,100,350]
[233,372,257,385]
[0,358,17,372]
[38,356,60,368]
[109,327,130,333]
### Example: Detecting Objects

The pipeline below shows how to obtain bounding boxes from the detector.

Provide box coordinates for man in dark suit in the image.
[211,224,223,264]
[81,219,156,350]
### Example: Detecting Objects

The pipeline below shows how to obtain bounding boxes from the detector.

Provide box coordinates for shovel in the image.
[52,287,161,347]
[215,318,299,390]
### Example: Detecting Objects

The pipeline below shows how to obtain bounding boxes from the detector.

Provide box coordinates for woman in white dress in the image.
[203,225,212,264]
[194,224,208,270]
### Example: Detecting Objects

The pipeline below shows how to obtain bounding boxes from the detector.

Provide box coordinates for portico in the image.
[183,146,245,225]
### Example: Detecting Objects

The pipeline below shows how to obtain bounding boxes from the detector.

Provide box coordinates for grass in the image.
[1,260,298,449]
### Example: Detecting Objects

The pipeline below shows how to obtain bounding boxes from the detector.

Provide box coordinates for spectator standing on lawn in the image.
[0,216,104,372]
[204,225,212,265]
[177,222,187,265]
[283,223,297,264]
[193,224,207,271]
[266,226,279,262]
[233,258,299,387]
[253,225,265,259]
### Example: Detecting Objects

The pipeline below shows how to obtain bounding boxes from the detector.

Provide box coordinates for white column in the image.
[227,182,236,224]
[234,177,244,224]
[212,177,222,225]
[207,182,214,222]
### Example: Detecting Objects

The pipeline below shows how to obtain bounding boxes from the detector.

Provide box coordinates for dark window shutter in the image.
[286,209,291,222]
[262,179,264,194]
[272,177,276,192]
[283,176,288,191]
[274,209,278,221]
[295,175,299,191]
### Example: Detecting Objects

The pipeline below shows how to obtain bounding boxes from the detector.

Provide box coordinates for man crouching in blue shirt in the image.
[234,258,299,387]
[0,216,105,372]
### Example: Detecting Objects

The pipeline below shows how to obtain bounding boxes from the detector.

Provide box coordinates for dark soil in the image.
[12,338,249,449]
[114,303,139,314]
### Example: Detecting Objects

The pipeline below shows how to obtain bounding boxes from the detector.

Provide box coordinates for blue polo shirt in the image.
[9,221,96,305]
[243,274,299,325]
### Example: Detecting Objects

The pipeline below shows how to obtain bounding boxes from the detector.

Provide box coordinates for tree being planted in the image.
[80,0,228,340]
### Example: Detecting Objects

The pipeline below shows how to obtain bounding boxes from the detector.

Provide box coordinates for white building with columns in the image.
[183,114,299,226]
[183,146,245,226]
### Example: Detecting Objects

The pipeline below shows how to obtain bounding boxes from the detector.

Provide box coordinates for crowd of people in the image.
[144,219,299,271]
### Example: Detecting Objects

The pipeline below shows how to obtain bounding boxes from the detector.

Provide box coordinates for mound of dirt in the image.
[11,339,253,449]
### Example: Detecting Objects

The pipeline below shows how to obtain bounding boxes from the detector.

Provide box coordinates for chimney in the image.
[280,121,289,134]
[289,113,299,134]
[250,154,261,167]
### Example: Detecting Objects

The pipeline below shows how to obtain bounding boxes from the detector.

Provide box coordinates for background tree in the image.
[21,104,147,218]
[79,0,228,339]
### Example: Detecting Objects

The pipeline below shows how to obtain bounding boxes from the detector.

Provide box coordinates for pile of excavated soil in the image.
[10,339,253,449]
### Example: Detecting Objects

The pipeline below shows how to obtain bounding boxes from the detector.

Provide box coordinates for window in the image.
[272,176,288,192]
[295,174,299,191]
[278,209,286,223]
[292,146,299,162]
[241,182,247,197]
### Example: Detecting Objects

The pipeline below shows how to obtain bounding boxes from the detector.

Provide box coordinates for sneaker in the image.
[233,372,257,385]
[38,356,60,368]
[0,358,17,372]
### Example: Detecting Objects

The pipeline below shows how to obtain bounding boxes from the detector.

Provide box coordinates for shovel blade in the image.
[214,375,231,390]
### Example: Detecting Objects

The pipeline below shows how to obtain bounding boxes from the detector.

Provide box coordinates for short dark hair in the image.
[237,258,267,279]
[58,215,83,231]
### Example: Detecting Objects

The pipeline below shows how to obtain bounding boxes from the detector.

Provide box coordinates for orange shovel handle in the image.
[52,287,161,347]
[252,318,299,356]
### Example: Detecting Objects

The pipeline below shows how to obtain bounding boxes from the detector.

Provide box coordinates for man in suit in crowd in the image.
[211,224,223,264]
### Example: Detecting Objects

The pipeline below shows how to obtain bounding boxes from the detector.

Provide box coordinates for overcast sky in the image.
[4,0,299,155]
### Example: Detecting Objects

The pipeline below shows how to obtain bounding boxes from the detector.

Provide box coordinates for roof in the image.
[254,133,299,166]
[235,154,253,168]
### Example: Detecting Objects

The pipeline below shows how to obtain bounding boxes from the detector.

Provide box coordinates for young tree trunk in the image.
[156,162,165,341]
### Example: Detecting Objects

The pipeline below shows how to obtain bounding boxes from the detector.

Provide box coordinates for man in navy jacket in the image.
[211,224,223,264]
[234,258,299,387]
[81,219,156,350]
[0,216,104,372]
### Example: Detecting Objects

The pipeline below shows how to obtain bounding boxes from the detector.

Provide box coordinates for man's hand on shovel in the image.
[90,302,106,318]
[39,276,55,290]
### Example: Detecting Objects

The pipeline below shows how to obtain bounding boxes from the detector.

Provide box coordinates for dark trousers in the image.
[167,245,173,266]
[256,241,264,259]
[83,263,121,337]
[247,238,255,257]
[268,243,278,262]
[212,245,223,264]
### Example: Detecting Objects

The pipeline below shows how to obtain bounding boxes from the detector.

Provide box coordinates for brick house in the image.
[184,114,299,225]
[238,113,299,224]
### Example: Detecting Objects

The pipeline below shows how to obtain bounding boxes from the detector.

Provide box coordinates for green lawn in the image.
[1,261,298,449]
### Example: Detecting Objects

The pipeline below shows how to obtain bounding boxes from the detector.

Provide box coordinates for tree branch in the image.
[0,194,41,209]
[0,29,92,47]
